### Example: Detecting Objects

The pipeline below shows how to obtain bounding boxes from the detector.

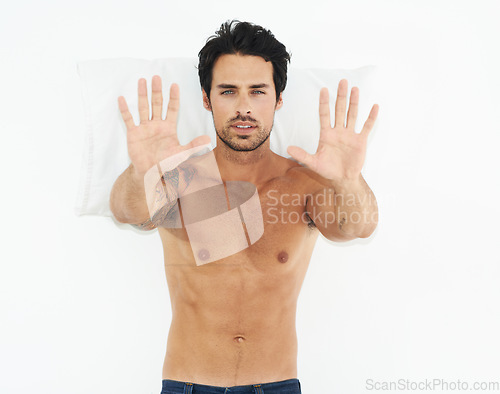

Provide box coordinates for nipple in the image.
[198,249,210,261]
[277,251,289,263]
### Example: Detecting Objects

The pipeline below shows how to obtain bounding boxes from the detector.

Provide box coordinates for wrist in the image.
[129,164,146,187]
[327,174,363,192]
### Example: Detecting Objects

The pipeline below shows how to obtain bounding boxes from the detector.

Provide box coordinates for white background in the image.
[1,0,500,393]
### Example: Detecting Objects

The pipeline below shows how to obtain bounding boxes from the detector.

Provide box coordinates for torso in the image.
[158,155,323,386]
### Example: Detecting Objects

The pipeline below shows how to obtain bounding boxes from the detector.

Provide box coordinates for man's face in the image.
[203,53,283,152]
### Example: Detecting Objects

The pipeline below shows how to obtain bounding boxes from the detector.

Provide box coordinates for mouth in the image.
[231,122,257,134]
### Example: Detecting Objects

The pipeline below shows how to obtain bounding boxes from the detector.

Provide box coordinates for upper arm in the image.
[130,199,180,231]
[130,217,158,231]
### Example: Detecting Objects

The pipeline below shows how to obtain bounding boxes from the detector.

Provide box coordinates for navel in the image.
[277,250,289,263]
[233,335,246,343]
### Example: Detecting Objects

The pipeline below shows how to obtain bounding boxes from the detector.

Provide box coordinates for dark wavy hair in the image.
[198,20,291,103]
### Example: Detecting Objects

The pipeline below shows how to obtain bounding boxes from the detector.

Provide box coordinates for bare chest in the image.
[160,174,318,270]
[158,172,321,330]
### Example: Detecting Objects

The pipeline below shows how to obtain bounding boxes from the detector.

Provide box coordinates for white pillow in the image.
[75,57,377,219]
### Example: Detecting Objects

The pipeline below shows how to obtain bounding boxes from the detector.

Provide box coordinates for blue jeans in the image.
[160,378,301,393]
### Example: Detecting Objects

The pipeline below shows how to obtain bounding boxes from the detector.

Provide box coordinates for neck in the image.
[213,139,277,185]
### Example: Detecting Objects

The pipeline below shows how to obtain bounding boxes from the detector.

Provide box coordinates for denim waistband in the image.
[161,378,301,393]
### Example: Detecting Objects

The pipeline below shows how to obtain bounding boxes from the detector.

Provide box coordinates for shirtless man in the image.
[110,20,379,394]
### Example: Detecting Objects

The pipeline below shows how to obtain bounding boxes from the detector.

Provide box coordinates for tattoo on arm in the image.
[130,217,158,231]
[131,165,197,231]
[181,166,196,185]
[162,167,179,187]
[131,197,179,231]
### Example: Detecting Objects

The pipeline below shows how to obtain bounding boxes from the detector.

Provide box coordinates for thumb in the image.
[186,134,211,149]
[287,145,315,168]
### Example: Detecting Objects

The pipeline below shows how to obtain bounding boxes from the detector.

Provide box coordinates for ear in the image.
[202,89,212,112]
[275,92,283,111]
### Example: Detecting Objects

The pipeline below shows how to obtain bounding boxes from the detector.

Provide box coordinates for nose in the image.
[236,94,252,115]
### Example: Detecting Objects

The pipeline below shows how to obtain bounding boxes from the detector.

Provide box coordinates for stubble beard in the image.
[214,116,274,152]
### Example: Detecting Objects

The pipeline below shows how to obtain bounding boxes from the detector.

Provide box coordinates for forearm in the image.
[109,164,150,224]
[310,174,378,240]
[331,175,378,238]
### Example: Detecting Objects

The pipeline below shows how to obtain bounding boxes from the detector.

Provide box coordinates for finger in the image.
[165,83,180,131]
[334,79,348,128]
[138,78,150,123]
[319,87,331,130]
[118,96,136,130]
[360,104,379,137]
[287,145,315,169]
[346,86,359,131]
[151,75,163,120]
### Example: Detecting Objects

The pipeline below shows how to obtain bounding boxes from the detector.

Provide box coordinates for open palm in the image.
[118,75,210,178]
[287,79,379,182]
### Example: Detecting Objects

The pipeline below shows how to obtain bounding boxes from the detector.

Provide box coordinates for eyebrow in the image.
[215,83,270,89]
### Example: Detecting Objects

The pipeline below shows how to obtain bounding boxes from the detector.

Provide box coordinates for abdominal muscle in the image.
[158,223,317,387]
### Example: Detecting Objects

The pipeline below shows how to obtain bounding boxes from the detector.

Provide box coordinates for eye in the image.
[253,90,265,95]
[221,90,234,95]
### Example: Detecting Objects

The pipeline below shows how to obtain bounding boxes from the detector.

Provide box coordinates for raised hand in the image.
[287,79,379,182]
[118,75,211,179]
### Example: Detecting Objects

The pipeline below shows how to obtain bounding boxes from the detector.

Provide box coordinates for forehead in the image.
[211,54,274,86]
